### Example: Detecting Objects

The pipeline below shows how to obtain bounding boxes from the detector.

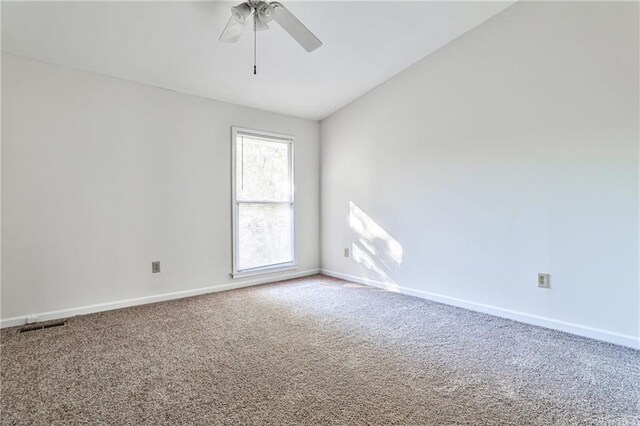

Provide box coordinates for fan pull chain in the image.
[253,14,257,75]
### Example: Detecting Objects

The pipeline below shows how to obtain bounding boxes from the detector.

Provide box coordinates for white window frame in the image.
[231,126,297,278]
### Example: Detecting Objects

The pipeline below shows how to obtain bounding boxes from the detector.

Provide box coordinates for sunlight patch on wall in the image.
[350,201,403,265]
[351,243,399,292]
[349,201,403,292]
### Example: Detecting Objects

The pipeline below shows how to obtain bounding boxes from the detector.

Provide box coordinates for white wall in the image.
[3,2,639,348]
[1,53,320,323]
[321,1,639,347]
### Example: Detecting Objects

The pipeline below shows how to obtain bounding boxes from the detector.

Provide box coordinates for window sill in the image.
[231,263,298,279]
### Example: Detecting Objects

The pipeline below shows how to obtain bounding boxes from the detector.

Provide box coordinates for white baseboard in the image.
[1,268,320,329]
[321,269,640,350]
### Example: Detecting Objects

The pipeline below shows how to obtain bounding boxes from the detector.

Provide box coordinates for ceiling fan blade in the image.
[219,14,248,43]
[271,2,322,52]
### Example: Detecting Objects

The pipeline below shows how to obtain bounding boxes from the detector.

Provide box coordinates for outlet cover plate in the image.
[538,273,550,288]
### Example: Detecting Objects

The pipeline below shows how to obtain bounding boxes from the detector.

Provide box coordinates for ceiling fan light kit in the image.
[230,3,252,25]
[219,1,322,75]
[256,2,274,24]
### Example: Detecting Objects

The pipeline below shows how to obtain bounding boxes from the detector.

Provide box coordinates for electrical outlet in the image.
[152,261,161,274]
[538,273,550,288]
[344,248,350,258]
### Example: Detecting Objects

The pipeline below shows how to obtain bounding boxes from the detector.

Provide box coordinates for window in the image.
[232,127,296,277]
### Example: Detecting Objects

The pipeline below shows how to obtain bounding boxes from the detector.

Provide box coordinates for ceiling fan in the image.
[219,1,322,74]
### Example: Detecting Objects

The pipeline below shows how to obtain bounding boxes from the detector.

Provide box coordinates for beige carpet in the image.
[1,275,639,425]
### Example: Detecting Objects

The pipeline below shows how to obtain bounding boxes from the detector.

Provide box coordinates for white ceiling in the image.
[2,1,514,120]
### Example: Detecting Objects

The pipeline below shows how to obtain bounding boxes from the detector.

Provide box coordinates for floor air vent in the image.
[19,321,66,333]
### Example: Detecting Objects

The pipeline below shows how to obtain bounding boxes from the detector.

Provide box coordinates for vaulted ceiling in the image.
[2,1,514,119]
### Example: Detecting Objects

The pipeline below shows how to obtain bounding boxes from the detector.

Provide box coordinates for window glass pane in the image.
[236,135,291,202]
[238,203,293,270]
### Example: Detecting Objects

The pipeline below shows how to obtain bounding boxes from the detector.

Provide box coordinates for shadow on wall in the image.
[349,201,403,292]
